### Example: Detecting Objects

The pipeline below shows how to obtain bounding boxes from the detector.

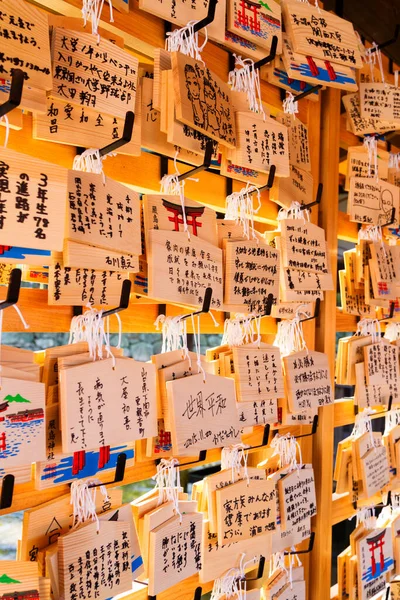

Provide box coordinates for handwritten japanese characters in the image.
[348,177,400,226]
[227,0,282,53]
[346,147,389,188]
[58,521,133,600]
[364,341,399,387]
[283,350,333,413]
[166,372,241,456]
[139,0,211,27]
[282,1,362,68]
[50,28,138,119]
[270,165,314,209]
[360,445,390,498]
[0,0,52,90]
[171,52,236,148]
[66,171,141,255]
[147,229,223,309]
[276,114,311,172]
[59,357,157,453]
[233,345,284,402]
[360,83,400,124]
[231,113,289,177]
[342,93,399,136]
[278,467,317,530]
[224,239,280,313]
[0,148,68,251]
[215,478,276,545]
[280,219,329,274]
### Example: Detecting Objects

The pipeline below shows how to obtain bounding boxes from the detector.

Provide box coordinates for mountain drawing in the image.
[0,574,21,584]
[3,394,31,404]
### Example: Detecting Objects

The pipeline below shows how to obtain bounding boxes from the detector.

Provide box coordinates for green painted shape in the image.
[3,394,30,404]
[0,574,21,584]
[259,0,272,11]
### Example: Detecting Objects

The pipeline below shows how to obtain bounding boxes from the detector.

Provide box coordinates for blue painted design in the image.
[273,68,318,95]
[131,554,144,574]
[40,445,135,484]
[362,557,395,581]
[290,63,356,86]
[0,246,51,260]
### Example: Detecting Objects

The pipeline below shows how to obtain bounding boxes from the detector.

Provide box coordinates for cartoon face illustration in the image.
[185,64,201,100]
[203,78,217,111]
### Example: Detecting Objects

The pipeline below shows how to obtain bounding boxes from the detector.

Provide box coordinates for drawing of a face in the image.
[204,79,216,111]
[185,65,200,100]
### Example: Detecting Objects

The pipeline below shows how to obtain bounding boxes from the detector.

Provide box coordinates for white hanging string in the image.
[271,434,303,471]
[363,136,378,180]
[277,201,310,224]
[351,409,376,450]
[68,305,117,366]
[274,317,307,357]
[356,317,381,344]
[384,408,400,436]
[389,152,400,171]
[221,444,250,484]
[269,551,288,579]
[153,458,183,521]
[73,148,113,184]
[364,43,385,83]
[358,223,383,243]
[225,182,261,240]
[228,56,265,117]
[210,568,243,600]
[0,115,10,148]
[222,314,260,347]
[239,554,259,581]
[165,21,208,61]
[283,92,299,116]
[384,321,400,342]
[70,478,109,532]
[82,0,114,41]
[354,506,376,530]
[288,550,302,588]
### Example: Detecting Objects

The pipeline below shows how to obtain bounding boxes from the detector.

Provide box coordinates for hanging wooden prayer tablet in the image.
[226,0,282,53]
[359,445,390,498]
[63,241,139,272]
[276,114,311,173]
[66,172,141,256]
[237,398,278,426]
[166,372,241,456]
[345,147,389,189]
[342,93,398,136]
[282,1,362,68]
[364,341,399,387]
[58,521,132,600]
[278,467,317,531]
[283,350,333,413]
[273,581,306,600]
[147,229,223,309]
[270,165,314,209]
[360,84,400,124]
[171,52,236,148]
[143,194,218,247]
[230,113,289,177]
[139,0,210,27]
[0,561,42,598]
[348,177,400,226]
[356,528,394,600]
[354,362,390,410]
[0,378,45,468]
[59,357,157,453]
[224,239,280,313]
[280,219,329,273]
[233,344,284,402]
[215,477,276,545]
[148,511,203,596]
[339,270,375,317]
[0,148,68,251]
[51,28,138,119]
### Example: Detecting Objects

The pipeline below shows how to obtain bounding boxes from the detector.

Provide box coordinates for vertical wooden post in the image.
[310,87,341,598]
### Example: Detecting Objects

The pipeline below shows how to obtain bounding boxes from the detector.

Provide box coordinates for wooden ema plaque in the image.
[345,147,389,190]
[58,520,132,600]
[278,467,317,531]
[171,52,237,149]
[364,341,399,387]
[50,28,138,119]
[360,83,400,124]
[63,240,139,272]
[59,357,157,453]
[230,113,289,177]
[147,229,223,310]
[237,398,278,426]
[348,177,400,226]
[339,270,375,317]
[355,362,390,410]
[215,477,276,545]
[0,561,41,597]
[342,93,398,136]
[66,171,141,256]
[226,0,282,53]
[280,219,329,273]
[139,0,210,27]
[281,34,358,91]
[0,148,68,251]
[232,344,284,402]
[283,350,333,413]
[143,194,218,248]
[33,97,141,156]
[356,528,394,600]
[270,165,314,209]
[0,0,52,90]
[220,150,270,187]
[0,377,46,468]
[166,372,241,456]
[282,1,362,69]
[148,511,203,596]
[276,114,311,173]
[224,239,280,314]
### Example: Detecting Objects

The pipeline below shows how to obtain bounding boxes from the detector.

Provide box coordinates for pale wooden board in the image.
[143,194,218,248]
[270,301,313,319]
[237,398,277,426]
[348,176,400,227]
[270,165,314,209]
[47,258,126,306]
[280,219,328,273]
[278,467,317,531]
[50,28,138,119]
[47,15,125,47]
[360,83,400,124]
[59,356,157,453]
[283,350,333,413]
[217,220,249,247]
[42,342,89,388]
[339,270,375,317]
[226,0,282,53]
[0,84,46,114]
[63,240,139,272]
[33,96,141,156]
[281,34,358,91]
[364,340,399,386]
[280,267,333,301]
[233,344,284,401]
[219,149,270,186]
[166,372,241,456]
[0,147,68,251]
[282,1,362,69]
[262,56,321,101]
[342,93,398,136]
[0,377,46,468]
[356,528,393,600]
[229,112,289,177]
[0,561,41,594]
[0,0,52,90]
[224,238,280,313]
[148,512,203,596]
[345,147,389,191]
[58,521,132,600]
[153,48,171,112]
[215,477,276,545]
[276,113,311,173]
[20,489,122,561]
[139,0,210,27]
[66,171,141,255]
[147,229,223,310]
[171,52,237,149]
